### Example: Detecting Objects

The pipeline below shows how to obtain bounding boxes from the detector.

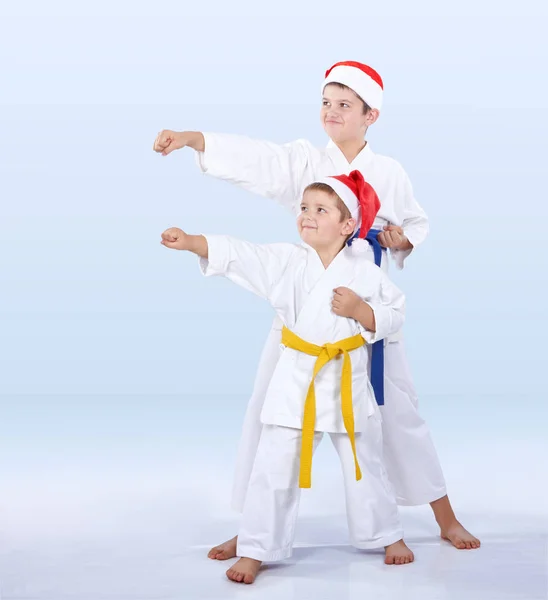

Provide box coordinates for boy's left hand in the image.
[377,225,407,249]
[332,287,362,319]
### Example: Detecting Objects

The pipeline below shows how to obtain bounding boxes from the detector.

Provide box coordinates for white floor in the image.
[1,511,546,600]
[1,394,547,599]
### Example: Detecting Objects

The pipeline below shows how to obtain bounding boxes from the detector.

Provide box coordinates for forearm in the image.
[186,131,205,152]
[186,234,208,258]
[353,300,376,332]
[390,223,424,270]
[396,236,413,252]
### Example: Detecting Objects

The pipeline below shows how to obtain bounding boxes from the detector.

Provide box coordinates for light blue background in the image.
[0,2,547,597]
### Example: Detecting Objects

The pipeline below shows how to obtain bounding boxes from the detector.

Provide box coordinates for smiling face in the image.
[297,186,356,253]
[320,83,378,144]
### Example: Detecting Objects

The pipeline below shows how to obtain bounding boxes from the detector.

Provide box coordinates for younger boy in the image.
[161,171,414,584]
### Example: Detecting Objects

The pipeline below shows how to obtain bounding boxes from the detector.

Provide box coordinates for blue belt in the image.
[347,228,386,405]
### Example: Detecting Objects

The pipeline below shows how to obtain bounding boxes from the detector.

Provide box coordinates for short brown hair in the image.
[324,82,371,115]
[304,182,352,222]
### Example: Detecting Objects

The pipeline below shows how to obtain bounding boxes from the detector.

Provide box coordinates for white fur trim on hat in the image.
[318,177,361,231]
[323,63,383,111]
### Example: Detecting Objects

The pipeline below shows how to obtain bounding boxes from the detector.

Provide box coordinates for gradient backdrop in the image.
[0,1,547,598]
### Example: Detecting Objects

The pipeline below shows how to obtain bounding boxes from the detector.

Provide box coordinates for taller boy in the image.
[153,61,480,552]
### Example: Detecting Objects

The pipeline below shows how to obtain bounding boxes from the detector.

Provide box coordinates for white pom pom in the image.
[349,238,371,256]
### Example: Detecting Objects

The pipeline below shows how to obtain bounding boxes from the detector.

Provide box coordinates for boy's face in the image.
[320,84,371,144]
[297,189,355,251]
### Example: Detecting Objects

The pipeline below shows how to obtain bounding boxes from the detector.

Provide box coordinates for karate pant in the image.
[236,421,403,562]
[231,321,447,512]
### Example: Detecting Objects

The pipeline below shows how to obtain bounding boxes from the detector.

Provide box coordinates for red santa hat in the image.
[319,170,380,237]
[323,61,384,111]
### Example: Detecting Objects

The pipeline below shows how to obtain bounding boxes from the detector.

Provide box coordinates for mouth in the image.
[301,225,317,230]
[325,120,342,125]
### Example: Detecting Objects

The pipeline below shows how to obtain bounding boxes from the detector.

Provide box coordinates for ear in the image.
[365,109,380,127]
[342,218,357,236]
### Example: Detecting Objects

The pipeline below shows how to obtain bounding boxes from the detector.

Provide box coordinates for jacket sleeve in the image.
[391,165,429,270]
[199,234,295,303]
[358,269,406,343]
[195,133,312,215]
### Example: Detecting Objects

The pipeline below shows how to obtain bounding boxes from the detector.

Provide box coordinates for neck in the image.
[335,137,367,164]
[316,242,346,269]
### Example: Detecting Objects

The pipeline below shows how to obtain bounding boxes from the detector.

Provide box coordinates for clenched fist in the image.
[377,225,409,250]
[161,227,189,250]
[153,130,205,156]
[332,287,362,319]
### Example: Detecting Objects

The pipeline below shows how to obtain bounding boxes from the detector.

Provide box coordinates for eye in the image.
[300,205,307,212]
[318,208,327,213]
[322,101,330,106]
[340,103,349,109]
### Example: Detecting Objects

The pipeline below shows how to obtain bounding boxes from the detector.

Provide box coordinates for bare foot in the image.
[384,539,414,565]
[207,535,238,560]
[226,557,262,584]
[441,521,481,550]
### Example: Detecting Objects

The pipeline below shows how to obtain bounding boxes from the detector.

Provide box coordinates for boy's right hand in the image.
[161,227,189,250]
[153,131,205,155]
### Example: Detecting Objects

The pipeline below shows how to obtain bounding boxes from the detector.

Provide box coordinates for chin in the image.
[300,228,315,242]
[324,126,344,143]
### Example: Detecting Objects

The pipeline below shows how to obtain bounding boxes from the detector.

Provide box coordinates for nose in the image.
[325,109,341,122]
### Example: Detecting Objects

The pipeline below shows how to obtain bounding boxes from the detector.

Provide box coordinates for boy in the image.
[153,61,480,552]
[162,171,414,584]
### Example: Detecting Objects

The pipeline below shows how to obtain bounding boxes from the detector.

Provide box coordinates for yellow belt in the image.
[281,326,366,488]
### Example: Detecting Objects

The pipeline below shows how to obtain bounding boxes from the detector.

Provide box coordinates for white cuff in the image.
[358,301,392,344]
[198,234,230,276]
[194,132,215,174]
[390,247,413,270]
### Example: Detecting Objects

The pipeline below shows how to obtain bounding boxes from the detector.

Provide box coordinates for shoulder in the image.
[282,138,320,158]
[354,255,384,277]
[265,242,304,259]
[286,138,316,150]
[283,138,326,161]
[369,148,410,181]
[349,250,386,283]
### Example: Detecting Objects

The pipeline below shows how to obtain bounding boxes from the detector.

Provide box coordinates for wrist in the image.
[186,131,205,152]
[352,299,366,321]
[396,235,413,251]
[186,234,200,252]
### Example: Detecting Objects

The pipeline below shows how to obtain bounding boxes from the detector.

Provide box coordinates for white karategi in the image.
[196,134,447,508]
[200,235,405,560]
